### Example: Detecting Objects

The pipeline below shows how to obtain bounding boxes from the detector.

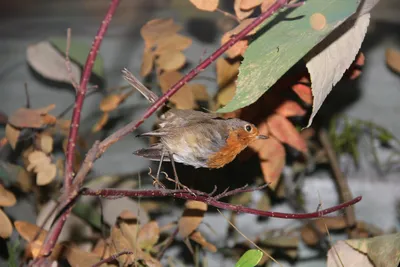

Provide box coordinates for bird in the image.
[134,108,268,171]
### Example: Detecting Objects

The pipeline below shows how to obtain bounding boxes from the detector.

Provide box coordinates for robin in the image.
[123,69,268,187]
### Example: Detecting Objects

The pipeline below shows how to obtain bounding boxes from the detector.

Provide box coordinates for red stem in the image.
[82,188,362,219]
[37,0,120,259]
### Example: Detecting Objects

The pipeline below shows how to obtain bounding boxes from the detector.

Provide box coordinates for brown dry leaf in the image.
[189,0,219,11]
[190,231,217,252]
[141,49,155,77]
[5,123,21,150]
[8,104,56,129]
[228,18,257,36]
[292,81,313,105]
[327,240,373,267]
[301,217,347,246]
[0,184,17,207]
[386,47,400,74]
[156,51,186,72]
[0,209,13,238]
[27,150,50,171]
[159,71,197,109]
[217,83,236,106]
[36,163,57,186]
[275,100,307,117]
[261,0,275,12]
[258,138,285,189]
[14,220,47,243]
[110,226,135,265]
[191,84,209,101]
[92,238,111,259]
[137,221,160,250]
[16,168,33,193]
[117,210,140,252]
[66,246,104,267]
[141,18,182,47]
[154,34,192,55]
[234,0,254,20]
[267,114,307,153]
[92,112,109,133]
[221,32,249,58]
[39,134,54,154]
[216,57,240,88]
[240,0,263,10]
[178,200,208,238]
[100,94,123,112]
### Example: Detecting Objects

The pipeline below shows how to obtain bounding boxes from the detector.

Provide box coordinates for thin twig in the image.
[24,83,30,108]
[92,250,133,267]
[65,28,80,91]
[319,129,357,238]
[81,187,362,219]
[157,227,179,259]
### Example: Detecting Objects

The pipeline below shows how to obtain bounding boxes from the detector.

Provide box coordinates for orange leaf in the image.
[190,231,217,252]
[267,114,307,153]
[275,100,306,117]
[92,112,109,133]
[140,49,155,77]
[0,209,13,238]
[156,51,186,71]
[140,19,182,46]
[386,48,400,74]
[0,184,17,207]
[191,83,209,101]
[154,34,192,55]
[216,57,240,88]
[240,0,263,10]
[292,81,312,105]
[178,201,207,238]
[261,0,275,12]
[221,32,248,58]
[159,71,197,109]
[137,221,160,250]
[189,0,219,11]
[234,0,254,20]
[8,104,56,129]
[258,138,285,189]
[5,123,20,150]
[100,94,122,112]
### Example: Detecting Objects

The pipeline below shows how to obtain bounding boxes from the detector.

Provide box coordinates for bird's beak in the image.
[256,135,268,140]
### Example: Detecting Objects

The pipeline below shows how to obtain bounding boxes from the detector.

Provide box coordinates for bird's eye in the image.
[244,124,252,132]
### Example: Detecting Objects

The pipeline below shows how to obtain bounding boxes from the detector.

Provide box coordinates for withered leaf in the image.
[66,246,104,267]
[92,112,109,133]
[137,221,160,250]
[0,184,17,207]
[92,238,111,259]
[189,0,219,11]
[5,124,20,150]
[221,32,249,59]
[386,48,400,74]
[141,19,182,47]
[0,209,13,238]
[234,0,254,20]
[178,200,208,238]
[154,34,192,55]
[267,114,307,153]
[240,0,263,10]
[261,0,275,12]
[100,94,123,112]
[190,231,217,252]
[159,71,197,109]
[39,134,54,154]
[216,57,240,88]
[110,225,135,265]
[14,220,47,243]
[9,104,56,129]
[141,49,155,77]
[191,84,209,101]
[291,79,313,105]
[156,51,186,72]
[275,100,306,117]
[36,163,57,186]
[327,240,373,267]
[216,83,236,106]
[301,217,347,246]
[258,138,285,189]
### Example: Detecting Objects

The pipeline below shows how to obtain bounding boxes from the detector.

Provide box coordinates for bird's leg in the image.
[167,151,193,193]
[154,147,165,188]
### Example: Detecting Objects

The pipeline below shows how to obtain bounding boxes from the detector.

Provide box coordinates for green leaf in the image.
[7,239,21,267]
[48,37,105,80]
[217,0,359,113]
[235,249,263,267]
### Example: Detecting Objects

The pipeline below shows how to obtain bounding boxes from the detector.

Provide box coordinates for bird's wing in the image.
[133,144,170,162]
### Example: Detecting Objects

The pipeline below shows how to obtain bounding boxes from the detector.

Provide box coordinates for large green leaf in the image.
[49,37,105,80]
[217,0,359,113]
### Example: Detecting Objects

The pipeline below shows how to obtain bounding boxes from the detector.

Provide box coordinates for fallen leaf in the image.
[346,233,400,267]
[256,193,270,211]
[8,104,56,129]
[92,238,111,259]
[190,231,217,252]
[159,71,197,109]
[141,19,182,47]
[216,57,240,88]
[305,13,370,127]
[5,124,20,150]
[0,209,13,238]
[14,221,47,243]
[154,34,192,55]
[267,114,307,153]
[260,236,299,249]
[141,49,155,77]
[234,0,254,20]
[386,48,400,74]
[27,150,50,171]
[110,225,135,265]
[178,200,208,238]
[26,41,81,83]
[189,0,219,11]
[275,100,307,117]
[16,167,33,193]
[327,240,373,267]
[156,51,186,71]
[137,221,160,250]
[301,217,347,246]
[36,163,57,186]
[39,134,54,154]
[240,0,263,10]
[0,184,16,207]
[217,83,236,106]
